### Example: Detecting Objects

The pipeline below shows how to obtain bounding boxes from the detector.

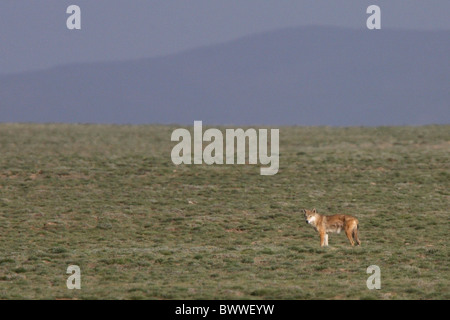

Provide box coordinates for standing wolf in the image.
[303,208,361,247]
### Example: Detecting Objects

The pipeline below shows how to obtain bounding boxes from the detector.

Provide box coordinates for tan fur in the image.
[303,208,361,247]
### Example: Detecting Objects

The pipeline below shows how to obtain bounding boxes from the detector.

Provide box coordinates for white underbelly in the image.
[327,227,342,234]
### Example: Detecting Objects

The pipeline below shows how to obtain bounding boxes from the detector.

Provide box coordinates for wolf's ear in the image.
[301,209,306,214]
[312,208,316,213]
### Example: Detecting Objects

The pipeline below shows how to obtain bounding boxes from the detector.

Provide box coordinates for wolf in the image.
[303,208,361,247]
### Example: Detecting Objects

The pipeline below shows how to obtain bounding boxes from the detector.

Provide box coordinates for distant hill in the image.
[1,27,449,126]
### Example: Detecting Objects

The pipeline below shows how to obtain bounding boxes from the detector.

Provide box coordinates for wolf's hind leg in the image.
[353,225,361,246]
[345,229,355,246]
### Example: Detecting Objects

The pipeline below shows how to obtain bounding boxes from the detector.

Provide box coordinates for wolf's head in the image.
[302,208,319,225]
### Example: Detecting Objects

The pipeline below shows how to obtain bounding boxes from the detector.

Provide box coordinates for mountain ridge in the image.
[1,26,448,126]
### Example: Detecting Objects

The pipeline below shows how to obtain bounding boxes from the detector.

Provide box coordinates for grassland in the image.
[0,124,448,300]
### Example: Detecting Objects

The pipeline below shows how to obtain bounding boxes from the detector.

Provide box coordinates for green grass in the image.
[0,123,448,299]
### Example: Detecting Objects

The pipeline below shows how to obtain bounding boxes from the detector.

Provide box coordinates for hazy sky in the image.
[1,0,450,74]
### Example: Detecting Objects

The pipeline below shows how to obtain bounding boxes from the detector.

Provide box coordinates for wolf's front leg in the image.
[320,232,326,247]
